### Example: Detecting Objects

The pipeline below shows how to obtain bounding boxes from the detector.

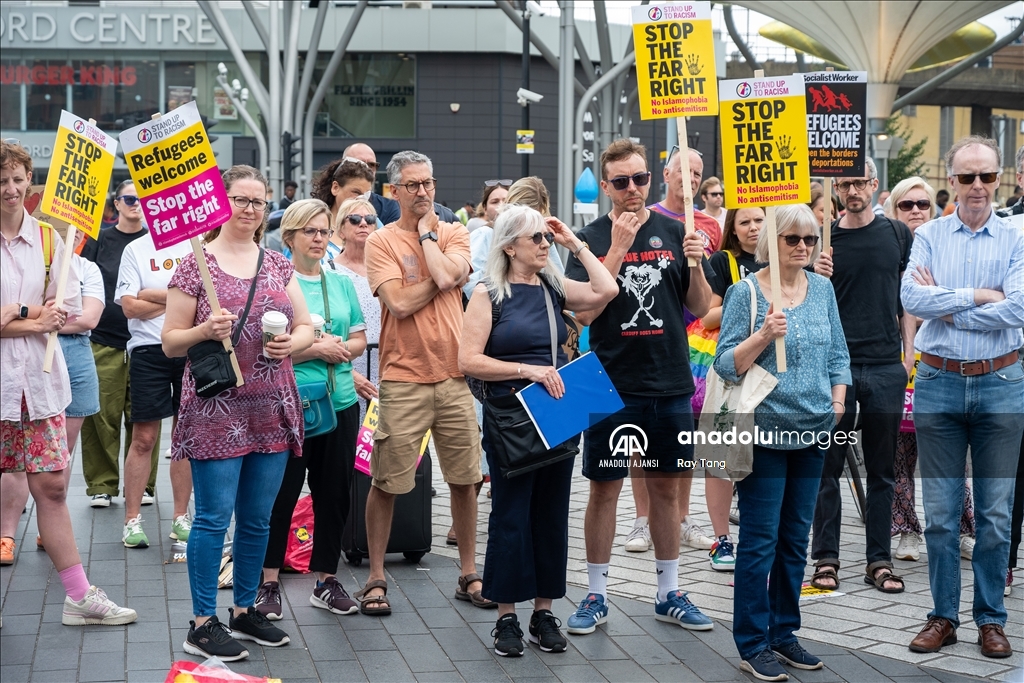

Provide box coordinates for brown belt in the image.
[920,351,1019,377]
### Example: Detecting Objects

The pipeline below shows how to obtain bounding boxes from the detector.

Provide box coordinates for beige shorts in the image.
[371,378,482,495]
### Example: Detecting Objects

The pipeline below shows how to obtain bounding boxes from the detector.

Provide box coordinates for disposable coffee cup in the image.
[310,313,325,339]
[262,311,288,347]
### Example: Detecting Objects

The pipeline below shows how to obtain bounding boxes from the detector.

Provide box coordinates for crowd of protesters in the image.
[0,134,1021,682]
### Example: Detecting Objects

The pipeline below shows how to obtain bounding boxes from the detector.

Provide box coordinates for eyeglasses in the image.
[524,231,555,245]
[836,179,872,192]
[896,199,932,212]
[781,234,820,247]
[228,196,268,211]
[116,195,140,206]
[484,179,513,188]
[953,172,999,185]
[608,172,651,191]
[345,214,377,226]
[396,178,436,193]
[300,227,333,238]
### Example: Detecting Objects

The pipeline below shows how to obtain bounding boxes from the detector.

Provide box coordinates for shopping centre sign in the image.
[0,8,221,49]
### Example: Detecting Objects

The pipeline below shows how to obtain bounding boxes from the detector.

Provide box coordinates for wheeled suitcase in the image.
[341,342,433,566]
[342,450,432,566]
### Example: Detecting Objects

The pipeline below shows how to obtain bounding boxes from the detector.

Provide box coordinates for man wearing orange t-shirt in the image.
[360,151,488,615]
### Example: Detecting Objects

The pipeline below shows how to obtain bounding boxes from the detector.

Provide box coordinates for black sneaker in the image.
[529,609,567,653]
[740,648,789,682]
[255,581,283,620]
[491,613,524,657]
[183,616,249,661]
[310,577,359,615]
[229,606,290,647]
[772,641,822,670]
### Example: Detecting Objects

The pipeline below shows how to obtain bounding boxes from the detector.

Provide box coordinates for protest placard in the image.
[354,399,430,476]
[632,1,718,266]
[40,113,117,372]
[719,72,812,371]
[802,71,867,178]
[119,105,242,386]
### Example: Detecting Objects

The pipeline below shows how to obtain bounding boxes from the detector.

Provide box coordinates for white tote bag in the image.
[696,279,778,481]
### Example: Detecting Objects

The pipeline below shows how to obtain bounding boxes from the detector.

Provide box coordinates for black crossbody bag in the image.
[482,283,579,478]
[187,248,264,398]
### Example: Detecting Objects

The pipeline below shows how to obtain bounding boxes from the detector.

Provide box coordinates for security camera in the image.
[517,88,544,106]
[217,62,228,76]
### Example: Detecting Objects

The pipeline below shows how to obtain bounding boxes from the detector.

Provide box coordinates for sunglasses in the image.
[345,214,377,226]
[667,145,702,163]
[781,235,820,247]
[342,156,379,171]
[836,179,872,192]
[484,179,513,188]
[525,231,555,245]
[116,195,140,206]
[953,172,999,185]
[706,192,724,198]
[896,199,931,212]
[608,172,652,191]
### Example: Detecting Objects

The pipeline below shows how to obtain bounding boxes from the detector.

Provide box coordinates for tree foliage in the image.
[885,114,927,187]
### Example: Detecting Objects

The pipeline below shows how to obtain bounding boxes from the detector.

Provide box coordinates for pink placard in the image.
[143,166,231,250]
[354,423,374,476]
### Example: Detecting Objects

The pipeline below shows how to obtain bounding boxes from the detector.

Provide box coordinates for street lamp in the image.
[215,63,268,177]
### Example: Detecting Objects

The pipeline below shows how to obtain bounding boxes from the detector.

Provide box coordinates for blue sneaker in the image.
[772,641,822,670]
[709,536,736,572]
[740,648,789,681]
[654,590,713,631]
[566,594,608,634]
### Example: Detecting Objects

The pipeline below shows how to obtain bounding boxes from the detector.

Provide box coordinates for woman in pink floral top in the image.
[162,165,314,661]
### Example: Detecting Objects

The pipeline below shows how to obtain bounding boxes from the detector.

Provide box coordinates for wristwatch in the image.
[17,303,28,319]
[418,231,438,244]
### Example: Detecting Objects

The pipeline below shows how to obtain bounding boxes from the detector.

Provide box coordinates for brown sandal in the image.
[455,573,496,609]
[864,561,905,594]
[447,527,458,546]
[810,563,840,591]
[354,579,392,615]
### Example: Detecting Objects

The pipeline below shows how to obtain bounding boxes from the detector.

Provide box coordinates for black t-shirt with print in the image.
[81,224,150,350]
[708,249,763,298]
[565,210,712,396]
[829,215,913,364]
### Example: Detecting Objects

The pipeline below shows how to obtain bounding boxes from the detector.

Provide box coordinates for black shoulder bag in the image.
[187,248,264,398]
[481,282,579,478]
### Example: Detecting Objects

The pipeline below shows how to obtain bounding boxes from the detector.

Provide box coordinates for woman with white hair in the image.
[459,204,616,657]
[714,204,850,681]
[883,177,977,564]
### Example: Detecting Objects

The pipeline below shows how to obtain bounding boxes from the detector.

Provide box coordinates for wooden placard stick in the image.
[751,69,786,372]
[676,116,699,267]
[42,117,96,373]
[822,176,833,253]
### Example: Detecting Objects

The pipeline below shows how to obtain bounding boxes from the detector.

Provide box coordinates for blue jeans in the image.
[914,360,1024,628]
[733,444,825,661]
[188,451,290,617]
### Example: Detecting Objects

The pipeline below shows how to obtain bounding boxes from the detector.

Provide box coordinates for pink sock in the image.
[58,564,90,602]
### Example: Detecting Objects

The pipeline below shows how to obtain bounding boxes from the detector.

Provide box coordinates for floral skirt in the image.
[0,397,70,473]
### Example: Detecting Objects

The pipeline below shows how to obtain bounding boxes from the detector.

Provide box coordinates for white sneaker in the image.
[681,516,714,550]
[164,448,173,459]
[140,491,155,506]
[959,534,975,560]
[894,532,921,561]
[62,586,138,626]
[624,518,651,552]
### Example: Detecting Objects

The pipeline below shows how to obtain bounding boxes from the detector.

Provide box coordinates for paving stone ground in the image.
[1,423,1021,683]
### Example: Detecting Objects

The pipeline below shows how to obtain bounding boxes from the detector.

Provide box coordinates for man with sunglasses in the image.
[809,158,914,596]
[564,139,715,635]
[901,136,1024,659]
[361,151,487,615]
[342,143,459,226]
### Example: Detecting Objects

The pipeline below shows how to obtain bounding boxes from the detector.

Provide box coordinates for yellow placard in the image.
[632,2,718,120]
[41,111,117,239]
[362,398,428,456]
[719,74,811,208]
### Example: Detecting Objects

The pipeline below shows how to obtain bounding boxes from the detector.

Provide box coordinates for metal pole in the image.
[521,2,530,178]
[281,2,301,137]
[197,1,271,115]
[218,74,267,174]
[268,0,281,196]
[241,0,271,52]
[557,2,575,222]
[302,1,369,193]
[496,0,586,96]
[294,1,330,196]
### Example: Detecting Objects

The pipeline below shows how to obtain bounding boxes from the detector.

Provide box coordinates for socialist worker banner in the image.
[801,71,868,177]
[118,101,230,249]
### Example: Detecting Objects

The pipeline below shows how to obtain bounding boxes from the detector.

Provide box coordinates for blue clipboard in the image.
[516,352,625,449]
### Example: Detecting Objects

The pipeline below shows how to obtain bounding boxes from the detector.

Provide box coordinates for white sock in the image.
[655,558,679,603]
[586,563,609,597]
[633,516,648,528]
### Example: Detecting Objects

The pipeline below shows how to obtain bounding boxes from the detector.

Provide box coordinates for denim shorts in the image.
[58,334,100,418]
[582,392,695,481]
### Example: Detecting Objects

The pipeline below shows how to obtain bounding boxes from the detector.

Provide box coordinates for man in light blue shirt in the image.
[901,135,1024,659]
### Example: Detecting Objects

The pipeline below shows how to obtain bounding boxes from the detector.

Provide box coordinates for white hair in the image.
[754,204,822,264]
[484,204,564,304]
